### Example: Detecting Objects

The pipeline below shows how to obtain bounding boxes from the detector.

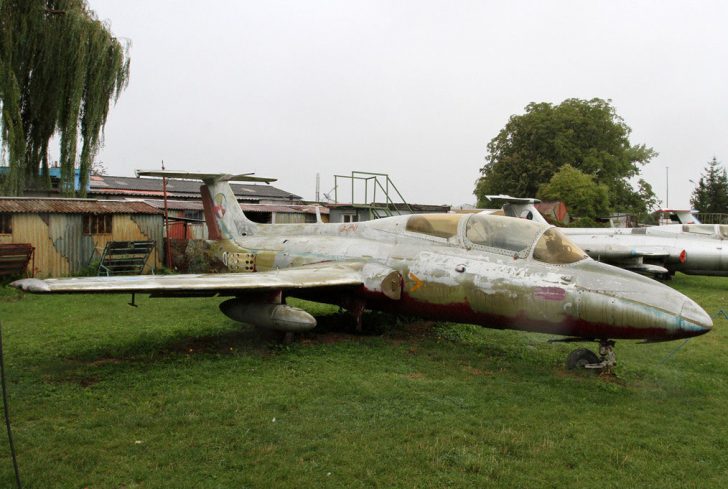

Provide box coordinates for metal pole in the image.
[0,321,22,489]
[666,166,669,208]
[162,160,172,269]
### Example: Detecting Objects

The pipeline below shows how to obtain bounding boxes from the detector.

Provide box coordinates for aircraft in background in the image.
[651,209,728,240]
[487,195,728,278]
[11,172,713,372]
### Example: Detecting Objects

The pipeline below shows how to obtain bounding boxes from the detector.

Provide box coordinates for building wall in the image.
[329,208,410,223]
[168,221,208,240]
[0,213,163,277]
[272,212,319,224]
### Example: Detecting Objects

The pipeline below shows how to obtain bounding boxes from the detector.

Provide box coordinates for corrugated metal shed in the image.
[0,198,162,215]
[0,198,163,277]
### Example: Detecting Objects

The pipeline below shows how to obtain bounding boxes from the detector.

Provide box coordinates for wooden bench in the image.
[97,240,156,276]
[0,243,34,277]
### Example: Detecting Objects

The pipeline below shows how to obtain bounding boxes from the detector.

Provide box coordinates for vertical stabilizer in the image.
[485,195,548,225]
[200,177,257,239]
[135,170,277,240]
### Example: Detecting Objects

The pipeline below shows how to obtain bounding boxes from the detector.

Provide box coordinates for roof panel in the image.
[90,175,301,200]
[0,198,163,215]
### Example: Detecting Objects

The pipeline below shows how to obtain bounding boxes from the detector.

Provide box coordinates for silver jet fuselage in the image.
[229,213,711,341]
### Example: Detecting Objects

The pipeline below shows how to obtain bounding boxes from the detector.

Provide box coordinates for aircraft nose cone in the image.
[679,297,713,337]
[570,260,713,340]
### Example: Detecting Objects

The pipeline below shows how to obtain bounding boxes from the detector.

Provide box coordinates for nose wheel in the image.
[565,340,616,373]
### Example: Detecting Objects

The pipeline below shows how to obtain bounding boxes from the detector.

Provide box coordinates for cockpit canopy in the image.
[405,214,460,239]
[404,213,588,264]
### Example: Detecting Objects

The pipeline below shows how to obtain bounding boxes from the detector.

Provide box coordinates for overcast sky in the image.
[84,0,728,209]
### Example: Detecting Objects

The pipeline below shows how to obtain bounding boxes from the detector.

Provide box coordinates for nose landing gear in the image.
[564,340,617,374]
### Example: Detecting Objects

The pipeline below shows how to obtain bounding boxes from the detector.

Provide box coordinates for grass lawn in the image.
[0,273,726,488]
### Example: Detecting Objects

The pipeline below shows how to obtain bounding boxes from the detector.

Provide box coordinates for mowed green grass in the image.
[0,274,726,488]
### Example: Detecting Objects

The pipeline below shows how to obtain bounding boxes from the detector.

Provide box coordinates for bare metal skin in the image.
[12,172,712,348]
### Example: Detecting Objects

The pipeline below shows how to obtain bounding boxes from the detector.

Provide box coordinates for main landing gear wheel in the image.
[566,348,600,370]
[566,340,617,374]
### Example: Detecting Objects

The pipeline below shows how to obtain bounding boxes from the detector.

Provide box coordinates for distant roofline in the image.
[89,174,302,200]
[0,197,162,214]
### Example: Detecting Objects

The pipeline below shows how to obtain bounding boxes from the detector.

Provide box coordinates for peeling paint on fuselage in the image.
[209,214,711,342]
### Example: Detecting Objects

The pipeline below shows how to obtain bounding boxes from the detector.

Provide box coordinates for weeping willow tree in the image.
[0,0,129,196]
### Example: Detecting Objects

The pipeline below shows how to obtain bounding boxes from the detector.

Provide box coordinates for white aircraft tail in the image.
[485,195,548,224]
[136,170,277,240]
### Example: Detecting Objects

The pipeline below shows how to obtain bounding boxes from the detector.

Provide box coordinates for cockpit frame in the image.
[403,212,588,265]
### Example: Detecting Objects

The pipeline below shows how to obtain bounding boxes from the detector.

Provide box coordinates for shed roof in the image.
[0,198,163,215]
[90,175,301,201]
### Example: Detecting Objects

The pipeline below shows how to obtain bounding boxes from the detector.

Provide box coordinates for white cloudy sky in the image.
[85,0,728,208]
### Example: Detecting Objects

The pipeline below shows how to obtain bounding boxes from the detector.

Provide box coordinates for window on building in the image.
[343,214,358,223]
[0,214,11,234]
[183,210,204,221]
[83,214,113,234]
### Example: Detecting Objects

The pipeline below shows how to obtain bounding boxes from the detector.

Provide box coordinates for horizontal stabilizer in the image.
[135,170,276,184]
[485,194,541,204]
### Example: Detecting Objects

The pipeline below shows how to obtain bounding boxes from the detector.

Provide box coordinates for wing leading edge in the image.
[11,263,366,295]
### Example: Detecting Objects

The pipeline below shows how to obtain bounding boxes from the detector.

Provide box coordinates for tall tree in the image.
[690,157,728,214]
[537,164,610,219]
[474,98,657,217]
[0,0,130,196]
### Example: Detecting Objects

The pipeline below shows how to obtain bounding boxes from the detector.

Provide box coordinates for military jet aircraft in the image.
[11,172,713,372]
[487,196,728,278]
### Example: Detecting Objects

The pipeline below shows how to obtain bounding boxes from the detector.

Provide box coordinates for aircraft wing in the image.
[586,249,671,260]
[577,247,671,275]
[11,263,365,295]
[11,261,403,300]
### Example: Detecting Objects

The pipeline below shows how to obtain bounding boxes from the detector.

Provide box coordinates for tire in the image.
[566,348,600,370]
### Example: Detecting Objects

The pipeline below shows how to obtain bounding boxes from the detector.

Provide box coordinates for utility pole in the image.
[162,160,172,269]
[666,166,669,208]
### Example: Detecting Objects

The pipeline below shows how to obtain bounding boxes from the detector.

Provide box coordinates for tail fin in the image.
[136,170,277,240]
[485,194,548,225]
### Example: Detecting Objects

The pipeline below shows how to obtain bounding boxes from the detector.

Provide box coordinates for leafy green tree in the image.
[690,157,728,214]
[474,98,657,216]
[537,165,610,219]
[0,0,130,196]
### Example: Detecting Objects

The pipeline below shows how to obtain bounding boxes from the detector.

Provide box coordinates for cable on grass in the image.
[0,321,22,488]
